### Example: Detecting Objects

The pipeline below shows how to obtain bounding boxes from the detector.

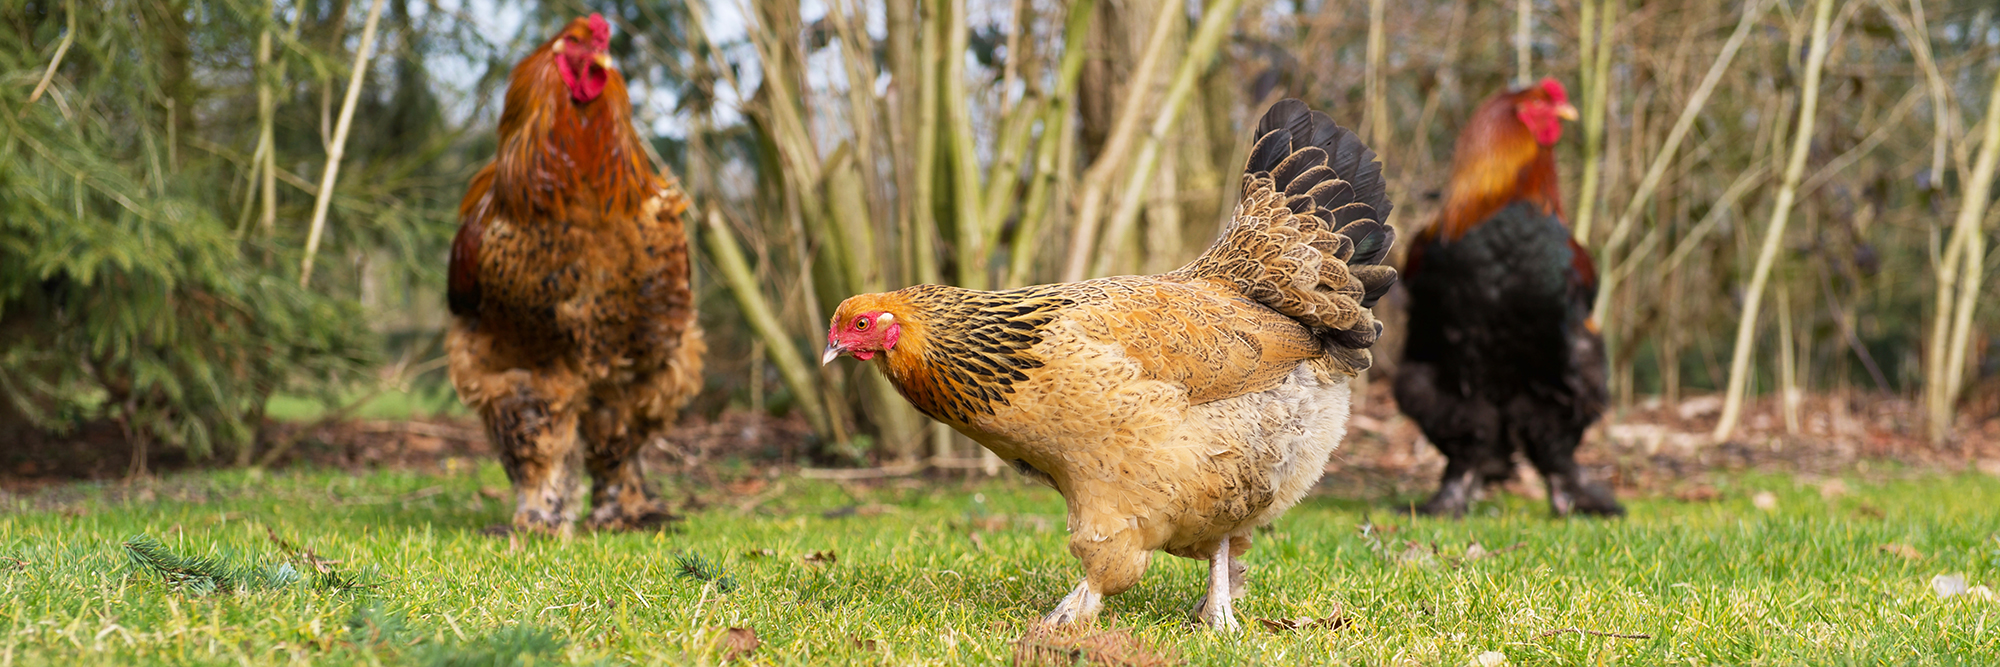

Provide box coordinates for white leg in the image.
[1042,578,1103,626]
[1196,539,1243,631]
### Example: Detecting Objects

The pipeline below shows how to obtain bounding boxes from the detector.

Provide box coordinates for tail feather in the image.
[1175,99,1398,371]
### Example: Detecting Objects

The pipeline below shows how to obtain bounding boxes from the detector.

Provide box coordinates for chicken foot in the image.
[1042,579,1104,626]
[1189,538,1246,631]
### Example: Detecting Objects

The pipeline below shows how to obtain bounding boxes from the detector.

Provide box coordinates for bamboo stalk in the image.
[912,0,943,287]
[1930,67,2000,444]
[1060,0,1182,282]
[1713,0,1835,442]
[1364,0,1388,147]
[1515,0,1533,86]
[1008,0,1097,288]
[943,0,987,290]
[703,208,833,438]
[1089,0,1245,279]
[1573,0,1616,243]
[1778,285,1799,434]
[298,0,387,289]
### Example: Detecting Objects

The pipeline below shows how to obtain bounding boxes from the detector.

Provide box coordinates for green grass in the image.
[264,382,467,422]
[4,465,1998,665]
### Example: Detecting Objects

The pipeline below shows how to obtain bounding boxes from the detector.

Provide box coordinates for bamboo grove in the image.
[2,0,1996,466]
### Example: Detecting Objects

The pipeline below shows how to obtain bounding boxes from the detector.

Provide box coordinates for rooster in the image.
[824,100,1394,630]
[1393,78,1622,517]
[446,14,705,534]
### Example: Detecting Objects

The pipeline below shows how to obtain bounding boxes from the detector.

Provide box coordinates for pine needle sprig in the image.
[122,534,301,594]
[673,552,738,593]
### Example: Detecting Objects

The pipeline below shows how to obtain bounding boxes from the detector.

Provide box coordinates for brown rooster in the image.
[824,100,1395,630]
[446,14,704,534]
[1394,78,1621,517]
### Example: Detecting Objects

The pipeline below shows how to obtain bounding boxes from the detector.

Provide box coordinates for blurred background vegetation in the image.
[1,0,1995,471]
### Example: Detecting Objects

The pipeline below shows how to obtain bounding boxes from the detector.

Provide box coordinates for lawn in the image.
[3,463,1997,665]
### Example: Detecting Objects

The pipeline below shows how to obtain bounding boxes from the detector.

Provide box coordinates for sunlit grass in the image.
[3,464,1997,665]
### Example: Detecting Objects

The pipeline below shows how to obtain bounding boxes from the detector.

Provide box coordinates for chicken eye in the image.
[854,316,870,331]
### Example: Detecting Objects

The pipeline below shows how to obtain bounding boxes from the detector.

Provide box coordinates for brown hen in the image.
[446,14,704,534]
[824,100,1395,630]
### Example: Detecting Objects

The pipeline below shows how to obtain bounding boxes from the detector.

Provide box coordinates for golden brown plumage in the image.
[825,100,1395,630]
[446,14,704,534]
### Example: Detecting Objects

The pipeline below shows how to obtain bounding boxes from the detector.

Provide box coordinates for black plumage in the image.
[1395,202,1622,516]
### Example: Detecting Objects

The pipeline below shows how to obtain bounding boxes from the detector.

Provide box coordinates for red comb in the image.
[1538,77,1569,105]
[586,13,610,51]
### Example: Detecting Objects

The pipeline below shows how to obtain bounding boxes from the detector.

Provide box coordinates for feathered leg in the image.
[449,325,587,535]
[1044,498,1153,626]
[1396,361,1506,516]
[1509,397,1622,517]
[580,332,704,531]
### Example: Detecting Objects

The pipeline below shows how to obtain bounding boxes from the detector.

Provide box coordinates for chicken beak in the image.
[1556,102,1580,121]
[821,341,847,366]
[594,53,612,70]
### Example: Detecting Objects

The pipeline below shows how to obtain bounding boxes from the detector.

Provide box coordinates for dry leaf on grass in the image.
[477,487,506,500]
[722,627,759,662]
[852,637,879,651]
[1255,606,1350,633]
[803,550,837,566]
[743,548,777,559]
[1012,624,1178,667]
[1880,543,1923,560]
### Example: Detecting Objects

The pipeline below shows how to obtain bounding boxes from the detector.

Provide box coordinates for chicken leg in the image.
[1188,536,1248,631]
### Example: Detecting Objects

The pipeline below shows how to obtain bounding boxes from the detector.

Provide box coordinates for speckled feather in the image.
[829,100,1395,617]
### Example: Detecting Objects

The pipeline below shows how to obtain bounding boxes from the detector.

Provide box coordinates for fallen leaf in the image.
[803,550,837,566]
[1880,543,1923,560]
[852,638,879,651]
[1255,607,1350,633]
[1470,650,1508,667]
[1817,479,1849,499]
[743,548,777,559]
[1013,624,1177,667]
[722,627,759,662]
[1932,574,1970,599]
[1393,542,1438,568]
[1752,492,1779,511]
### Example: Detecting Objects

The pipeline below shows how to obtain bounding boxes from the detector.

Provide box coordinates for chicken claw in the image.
[1042,579,1104,627]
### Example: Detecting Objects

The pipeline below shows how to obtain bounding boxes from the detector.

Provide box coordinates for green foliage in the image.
[0,0,489,456]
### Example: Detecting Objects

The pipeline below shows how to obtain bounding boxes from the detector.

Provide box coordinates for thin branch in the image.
[1090,0,1246,278]
[299,0,389,288]
[702,208,833,438]
[1715,0,1836,442]
[1538,628,1652,640]
[20,0,76,118]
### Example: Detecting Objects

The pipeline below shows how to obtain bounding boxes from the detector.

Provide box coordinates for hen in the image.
[446,14,705,534]
[824,100,1395,630]
[1394,78,1622,517]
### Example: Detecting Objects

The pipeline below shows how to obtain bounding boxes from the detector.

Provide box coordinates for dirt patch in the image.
[1326,381,2000,501]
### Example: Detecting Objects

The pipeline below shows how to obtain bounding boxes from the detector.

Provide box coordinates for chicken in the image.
[824,100,1395,630]
[446,14,704,534]
[1393,78,1622,517]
